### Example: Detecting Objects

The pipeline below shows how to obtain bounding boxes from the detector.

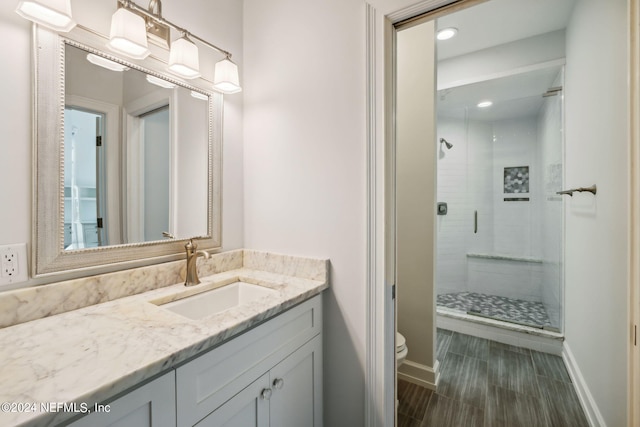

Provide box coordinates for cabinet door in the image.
[269,335,322,427]
[195,373,270,427]
[68,371,175,427]
[176,296,322,426]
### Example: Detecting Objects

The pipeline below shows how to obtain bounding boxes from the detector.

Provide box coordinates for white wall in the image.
[143,107,170,241]
[174,88,209,239]
[564,0,629,425]
[0,3,36,274]
[242,0,366,424]
[0,0,244,288]
[396,21,438,388]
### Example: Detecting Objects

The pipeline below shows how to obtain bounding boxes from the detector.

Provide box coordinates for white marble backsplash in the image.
[0,249,330,329]
[243,249,328,282]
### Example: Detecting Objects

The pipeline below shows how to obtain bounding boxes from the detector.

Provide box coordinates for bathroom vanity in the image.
[0,19,329,427]
[0,250,328,427]
[71,296,322,427]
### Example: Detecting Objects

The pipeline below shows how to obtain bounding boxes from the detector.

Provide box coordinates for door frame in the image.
[64,95,120,247]
[364,1,485,425]
[123,91,174,243]
[629,0,640,425]
[364,0,640,426]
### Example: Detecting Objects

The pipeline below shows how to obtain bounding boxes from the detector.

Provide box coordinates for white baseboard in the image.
[562,342,606,427]
[398,359,439,390]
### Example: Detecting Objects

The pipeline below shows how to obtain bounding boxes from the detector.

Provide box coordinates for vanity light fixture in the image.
[16,0,242,93]
[146,74,175,89]
[107,7,151,59]
[15,0,76,32]
[190,90,208,101]
[168,33,201,79]
[86,53,129,72]
[213,57,242,94]
[477,100,493,108]
[436,27,458,41]
[112,0,242,94]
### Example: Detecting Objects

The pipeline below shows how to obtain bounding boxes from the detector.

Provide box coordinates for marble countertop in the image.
[0,261,328,427]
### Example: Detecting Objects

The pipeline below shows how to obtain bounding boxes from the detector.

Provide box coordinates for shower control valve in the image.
[437,202,448,215]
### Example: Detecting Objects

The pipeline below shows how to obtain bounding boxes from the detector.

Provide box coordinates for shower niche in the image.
[435,65,565,332]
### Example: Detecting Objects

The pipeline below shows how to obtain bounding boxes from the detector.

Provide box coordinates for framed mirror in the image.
[33,26,222,277]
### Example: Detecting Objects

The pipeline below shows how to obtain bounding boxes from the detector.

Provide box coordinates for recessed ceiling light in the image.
[437,27,458,41]
[477,100,493,108]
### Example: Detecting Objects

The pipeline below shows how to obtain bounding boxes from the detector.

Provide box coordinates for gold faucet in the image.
[184,239,210,286]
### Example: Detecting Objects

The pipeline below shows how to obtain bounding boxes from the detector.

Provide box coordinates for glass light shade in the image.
[86,54,129,72]
[190,90,208,101]
[213,58,242,94]
[146,75,175,89]
[107,8,150,60]
[16,0,76,32]
[169,37,200,79]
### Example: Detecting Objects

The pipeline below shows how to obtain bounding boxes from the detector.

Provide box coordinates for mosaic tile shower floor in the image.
[437,292,552,328]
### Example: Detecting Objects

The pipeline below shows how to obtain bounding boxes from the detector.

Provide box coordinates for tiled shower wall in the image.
[490,117,541,258]
[436,118,468,295]
[437,97,563,329]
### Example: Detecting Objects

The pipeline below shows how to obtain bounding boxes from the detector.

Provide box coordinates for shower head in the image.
[440,138,453,149]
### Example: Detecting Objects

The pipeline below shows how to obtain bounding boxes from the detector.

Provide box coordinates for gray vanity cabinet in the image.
[67,295,322,427]
[176,295,323,426]
[67,371,176,427]
[196,335,322,427]
[267,334,322,426]
[196,373,271,427]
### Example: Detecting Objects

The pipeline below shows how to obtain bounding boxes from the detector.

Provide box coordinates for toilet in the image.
[396,332,408,367]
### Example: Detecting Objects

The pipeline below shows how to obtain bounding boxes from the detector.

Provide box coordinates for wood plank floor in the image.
[397,329,590,427]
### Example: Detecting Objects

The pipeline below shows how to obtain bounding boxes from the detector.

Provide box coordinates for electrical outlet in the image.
[2,251,16,276]
[0,243,28,286]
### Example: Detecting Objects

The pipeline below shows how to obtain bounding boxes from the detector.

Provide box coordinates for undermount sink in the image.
[160,282,277,320]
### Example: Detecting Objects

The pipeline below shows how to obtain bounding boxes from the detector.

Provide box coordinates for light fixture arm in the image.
[117,0,232,59]
[148,0,162,17]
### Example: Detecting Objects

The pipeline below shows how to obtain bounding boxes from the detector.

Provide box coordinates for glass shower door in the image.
[436,66,564,332]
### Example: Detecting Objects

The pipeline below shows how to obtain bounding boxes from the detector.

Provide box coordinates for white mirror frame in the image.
[32,25,222,277]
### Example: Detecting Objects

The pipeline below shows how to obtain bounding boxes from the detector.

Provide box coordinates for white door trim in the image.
[364,5,395,426]
[629,0,640,425]
[365,1,480,425]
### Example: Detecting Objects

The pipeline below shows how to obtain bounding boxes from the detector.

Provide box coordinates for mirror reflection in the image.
[63,44,209,250]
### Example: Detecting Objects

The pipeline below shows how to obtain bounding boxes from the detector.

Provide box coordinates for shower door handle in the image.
[474,210,478,234]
